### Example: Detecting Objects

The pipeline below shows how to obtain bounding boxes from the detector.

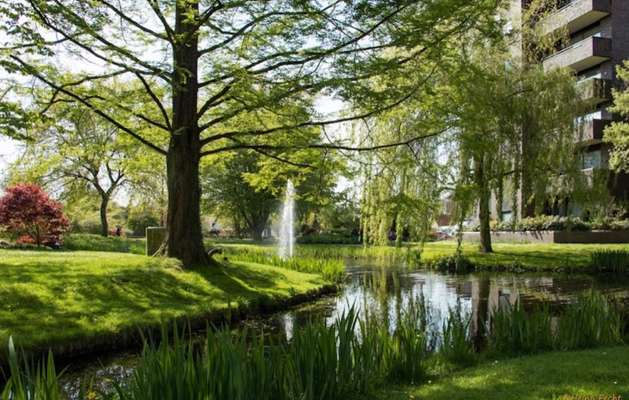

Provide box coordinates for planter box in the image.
[462,230,629,244]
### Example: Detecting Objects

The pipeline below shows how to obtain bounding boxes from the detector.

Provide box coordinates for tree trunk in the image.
[166,1,208,267]
[99,194,110,237]
[474,154,493,253]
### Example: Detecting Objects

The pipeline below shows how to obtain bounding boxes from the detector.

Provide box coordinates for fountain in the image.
[278,180,295,259]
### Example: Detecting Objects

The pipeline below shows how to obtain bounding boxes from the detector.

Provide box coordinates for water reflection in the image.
[247,265,629,344]
[62,264,629,396]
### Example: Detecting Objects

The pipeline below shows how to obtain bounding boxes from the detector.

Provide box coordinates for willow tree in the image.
[442,51,582,252]
[0,0,502,265]
[354,1,584,253]
[605,61,629,175]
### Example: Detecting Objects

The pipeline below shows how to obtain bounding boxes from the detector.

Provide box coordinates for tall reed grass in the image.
[590,250,629,273]
[488,291,623,355]
[2,292,626,399]
[1,338,64,400]
[439,302,476,366]
[224,246,345,282]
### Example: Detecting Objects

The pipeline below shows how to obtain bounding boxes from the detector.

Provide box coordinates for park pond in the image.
[60,261,629,397]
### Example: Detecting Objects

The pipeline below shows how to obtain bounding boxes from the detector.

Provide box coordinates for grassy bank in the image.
[0,249,330,354]
[59,235,629,271]
[220,241,629,271]
[380,346,629,400]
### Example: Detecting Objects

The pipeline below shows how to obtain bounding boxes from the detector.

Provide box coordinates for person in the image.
[115,225,122,237]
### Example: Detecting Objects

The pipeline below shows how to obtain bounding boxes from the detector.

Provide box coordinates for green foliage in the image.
[222,246,344,282]
[492,215,592,232]
[429,255,475,273]
[440,302,476,367]
[556,291,624,350]
[488,292,623,355]
[605,60,629,173]
[296,232,360,245]
[382,296,431,384]
[487,216,629,232]
[127,210,160,237]
[379,346,629,400]
[1,338,63,400]
[591,250,629,273]
[487,303,553,355]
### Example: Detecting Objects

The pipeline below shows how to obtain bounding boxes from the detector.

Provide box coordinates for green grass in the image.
[63,233,146,254]
[219,241,629,271]
[380,346,629,400]
[0,249,328,353]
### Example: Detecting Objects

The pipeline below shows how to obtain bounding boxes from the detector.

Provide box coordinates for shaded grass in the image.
[380,346,629,400]
[0,249,327,354]
[63,234,145,255]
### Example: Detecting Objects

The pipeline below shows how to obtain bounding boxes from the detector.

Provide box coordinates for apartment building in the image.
[501,0,629,220]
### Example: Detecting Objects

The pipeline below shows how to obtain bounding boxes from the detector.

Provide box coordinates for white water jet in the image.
[278,180,295,259]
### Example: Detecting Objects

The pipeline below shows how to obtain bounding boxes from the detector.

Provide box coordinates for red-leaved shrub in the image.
[0,184,70,246]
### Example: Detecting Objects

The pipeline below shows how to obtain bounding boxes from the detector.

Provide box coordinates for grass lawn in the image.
[380,346,629,400]
[421,242,629,271]
[220,241,629,271]
[0,249,328,353]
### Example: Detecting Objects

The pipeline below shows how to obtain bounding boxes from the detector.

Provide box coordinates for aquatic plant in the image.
[487,302,553,355]
[590,250,629,273]
[224,246,345,282]
[555,291,623,350]
[1,338,64,400]
[429,255,475,273]
[439,301,476,366]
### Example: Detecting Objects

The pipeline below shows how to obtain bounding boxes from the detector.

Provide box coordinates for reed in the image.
[1,338,64,400]
[555,291,623,350]
[224,246,345,282]
[487,303,553,355]
[439,302,476,366]
[590,250,629,273]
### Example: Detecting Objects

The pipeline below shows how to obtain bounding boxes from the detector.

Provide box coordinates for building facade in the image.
[501,0,629,220]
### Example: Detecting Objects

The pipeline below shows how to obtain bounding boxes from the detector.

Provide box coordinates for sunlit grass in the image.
[0,249,327,353]
[379,346,629,400]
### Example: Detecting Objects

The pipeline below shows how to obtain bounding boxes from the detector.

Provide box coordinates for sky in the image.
[0,137,19,189]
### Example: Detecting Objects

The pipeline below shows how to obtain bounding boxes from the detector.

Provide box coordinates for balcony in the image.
[575,118,611,144]
[543,36,611,72]
[540,0,611,35]
[577,77,611,105]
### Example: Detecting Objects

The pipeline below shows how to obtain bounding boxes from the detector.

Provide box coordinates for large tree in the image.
[0,0,501,265]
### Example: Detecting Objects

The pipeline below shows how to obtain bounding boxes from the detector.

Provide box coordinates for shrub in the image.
[128,211,160,237]
[0,184,69,246]
[495,215,591,232]
[430,255,475,273]
[297,232,360,245]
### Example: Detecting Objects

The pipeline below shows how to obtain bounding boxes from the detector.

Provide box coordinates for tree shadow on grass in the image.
[0,261,305,352]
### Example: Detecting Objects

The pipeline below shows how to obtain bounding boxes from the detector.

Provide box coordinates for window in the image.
[582,150,602,169]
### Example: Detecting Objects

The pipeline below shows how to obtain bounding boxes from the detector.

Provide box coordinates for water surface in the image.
[61,262,629,396]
